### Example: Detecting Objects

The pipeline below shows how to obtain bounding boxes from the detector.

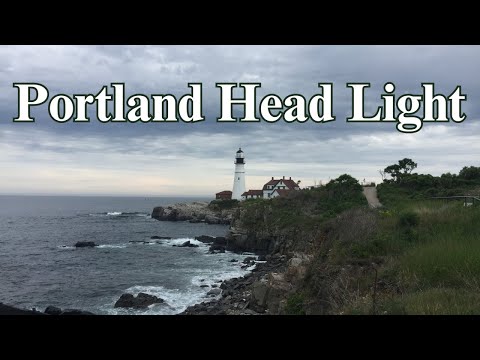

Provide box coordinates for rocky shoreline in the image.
[181,251,312,315]
[152,201,234,225]
[1,199,311,316]
[180,254,288,315]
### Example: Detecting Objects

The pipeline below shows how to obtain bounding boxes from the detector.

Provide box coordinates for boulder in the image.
[189,218,203,223]
[209,244,225,253]
[257,255,267,261]
[195,235,216,243]
[243,256,256,264]
[229,259,238,262]
[204,215,221,224]
[74,241,97,248]
[200,285,209,288]
[44,306,62,315]
[60,309,95,315]
[214,237,227,246]
[176,241,199,248]
[150,236,171,240]
[207,288,222,296]
[251,279,269,310]
[114,293,164,309]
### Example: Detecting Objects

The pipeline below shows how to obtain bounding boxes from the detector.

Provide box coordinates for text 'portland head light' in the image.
[232,148,246,200]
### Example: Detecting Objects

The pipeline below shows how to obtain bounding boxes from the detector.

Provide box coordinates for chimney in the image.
[283,176,285,180]
[271,177,274,180]
[289,177,291,180]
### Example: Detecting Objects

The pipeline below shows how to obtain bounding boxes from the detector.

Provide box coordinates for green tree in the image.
[384,158,417,183]
[398,158,417,175]
[459,166,480,181]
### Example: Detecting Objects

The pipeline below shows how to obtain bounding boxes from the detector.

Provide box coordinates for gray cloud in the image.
[0,45,478,195]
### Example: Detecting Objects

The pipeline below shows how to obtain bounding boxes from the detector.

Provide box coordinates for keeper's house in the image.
[241,190,263,200]
[215,190,232,200]
[240,176,301,200]
[263,176,300,198]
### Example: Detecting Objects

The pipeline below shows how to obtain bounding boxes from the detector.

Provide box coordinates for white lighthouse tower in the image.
[232,148,246,200]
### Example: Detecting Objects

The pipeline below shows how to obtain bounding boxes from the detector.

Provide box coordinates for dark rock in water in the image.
[44,306,62,315]
[74,241,97,248]
[211,284,218,288]
[207,288,222,296]
[200,284,209,288]
[150,236,171,240]
[0,303,46,315]
[114,293,164,309]
[209,244,226,253]
[176,241,199,248]
[214,237,227,246]
[257,255,267,261]
[60,309,95,315]
[243,256,256,264]
[200,279,205,282]
[229,259,238,262]
[189,218,203,223]
[195,235,216,243]
[204,215,221,224]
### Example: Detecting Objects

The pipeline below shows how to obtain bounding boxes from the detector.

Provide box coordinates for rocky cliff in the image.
[151,201,235,225]
[225,202,321,255]
[183,178,370,315]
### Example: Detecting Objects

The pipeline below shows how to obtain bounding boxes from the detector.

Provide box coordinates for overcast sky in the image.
[0,45,479,196]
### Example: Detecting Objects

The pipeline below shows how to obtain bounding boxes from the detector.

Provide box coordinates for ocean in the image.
[0,195,251,315]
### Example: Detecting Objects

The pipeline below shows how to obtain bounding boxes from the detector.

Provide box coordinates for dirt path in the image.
[362,186,383,208]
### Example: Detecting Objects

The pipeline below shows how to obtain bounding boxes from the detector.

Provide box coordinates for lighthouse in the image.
[232,148,246,200]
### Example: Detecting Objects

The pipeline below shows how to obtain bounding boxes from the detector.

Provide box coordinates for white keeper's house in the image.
[241,176,301,200]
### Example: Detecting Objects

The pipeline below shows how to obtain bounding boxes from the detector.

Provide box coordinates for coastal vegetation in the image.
[230,160,480,315]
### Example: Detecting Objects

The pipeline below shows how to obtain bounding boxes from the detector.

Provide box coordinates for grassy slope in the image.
[339,184,480,315]
[233,174,480,315]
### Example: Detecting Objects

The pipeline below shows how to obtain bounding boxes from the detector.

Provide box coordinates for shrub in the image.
[285,293,306,315]
[208,199,239,210]
[399,211,419,228]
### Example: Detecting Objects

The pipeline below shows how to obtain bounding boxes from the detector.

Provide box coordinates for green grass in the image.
[339,196,480,315]
[284,293,307,315]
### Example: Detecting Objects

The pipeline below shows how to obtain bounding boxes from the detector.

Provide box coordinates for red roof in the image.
[282,179,299,190]
[262,179,280,190]
[242,190,263,196]
[273,189,291,197]
[216,190,232,195]
[262,178,299,190]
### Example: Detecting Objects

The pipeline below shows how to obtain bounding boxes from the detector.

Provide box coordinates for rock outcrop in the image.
[174,241,199,248]
[151,202,234,225]
[43,305,94,315]
[74,241,97,248]
[114,293,164,309]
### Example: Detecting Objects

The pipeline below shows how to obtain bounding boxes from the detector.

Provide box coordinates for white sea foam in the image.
[99,251,254,315]
[97,244,127,249]
[100,285,206,315]
[94,237,257,315]
[57,245,75,250]
[107,212,122,216]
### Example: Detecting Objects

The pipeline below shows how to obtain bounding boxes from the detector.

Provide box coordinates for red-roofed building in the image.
[270,189,292,198]
[241,190,263,200]
[215,190,232,200]
[263,176,301,198]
